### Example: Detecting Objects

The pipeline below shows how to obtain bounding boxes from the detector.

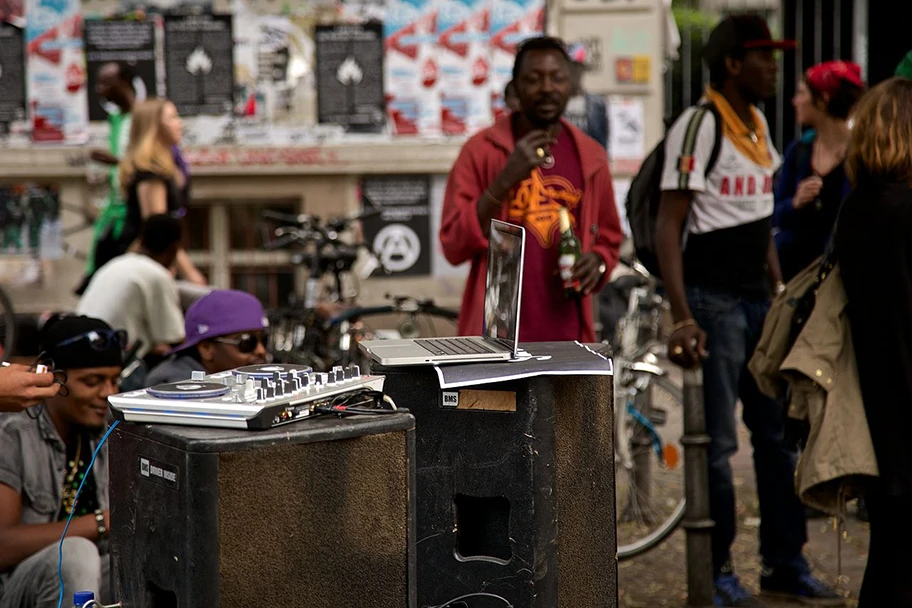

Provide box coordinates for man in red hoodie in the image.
[440,36,622,343]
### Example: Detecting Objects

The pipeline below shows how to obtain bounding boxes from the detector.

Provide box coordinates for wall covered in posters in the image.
[4,0,545,146]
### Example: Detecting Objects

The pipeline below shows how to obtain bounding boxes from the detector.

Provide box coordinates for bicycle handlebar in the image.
[618,253,653,281]
[326,300,458,327]
[324,207,382,232]
[262,232,303,251]
[262,210,311,226]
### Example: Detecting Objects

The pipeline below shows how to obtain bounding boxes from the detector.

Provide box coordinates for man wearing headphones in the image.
[0,316,124,608]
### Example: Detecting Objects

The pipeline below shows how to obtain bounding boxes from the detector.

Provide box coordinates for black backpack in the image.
[625,102,723,277]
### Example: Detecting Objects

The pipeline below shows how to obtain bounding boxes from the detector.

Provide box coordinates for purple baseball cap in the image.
[169,289,269,354]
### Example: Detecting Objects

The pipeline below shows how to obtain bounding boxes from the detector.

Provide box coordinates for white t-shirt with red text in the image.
[660,104,781,297]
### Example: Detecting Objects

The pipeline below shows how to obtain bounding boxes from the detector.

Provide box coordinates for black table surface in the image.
[114,411,415,453]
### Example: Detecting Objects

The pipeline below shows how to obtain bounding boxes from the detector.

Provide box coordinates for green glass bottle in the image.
[558,207,580,297]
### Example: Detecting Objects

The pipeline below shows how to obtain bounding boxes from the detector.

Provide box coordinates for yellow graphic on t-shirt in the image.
[507,169,583,248]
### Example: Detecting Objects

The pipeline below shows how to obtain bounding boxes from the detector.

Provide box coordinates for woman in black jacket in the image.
[836,76,912,607]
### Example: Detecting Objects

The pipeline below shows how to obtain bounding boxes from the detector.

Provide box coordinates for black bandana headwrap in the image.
[39,316,125,371]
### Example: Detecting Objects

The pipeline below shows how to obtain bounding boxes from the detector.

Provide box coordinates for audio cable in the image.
[56,420,120,608]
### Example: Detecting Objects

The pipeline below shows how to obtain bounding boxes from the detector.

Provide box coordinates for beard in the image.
[523,109,561,130]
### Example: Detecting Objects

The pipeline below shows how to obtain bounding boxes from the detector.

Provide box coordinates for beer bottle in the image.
[558,207,581,296]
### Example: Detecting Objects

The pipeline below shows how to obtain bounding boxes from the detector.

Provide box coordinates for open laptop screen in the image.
[483,220,525,348]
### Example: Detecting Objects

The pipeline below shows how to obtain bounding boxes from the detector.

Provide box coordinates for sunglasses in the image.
[212,333,269,354]
[55,329,128,352]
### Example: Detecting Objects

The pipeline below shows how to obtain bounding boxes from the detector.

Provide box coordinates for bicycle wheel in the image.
[616,372,685,560]
[0,287,15,363]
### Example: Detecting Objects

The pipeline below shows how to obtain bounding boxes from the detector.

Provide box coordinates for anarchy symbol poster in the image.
[361,175,431,277]
[164,13,234,116]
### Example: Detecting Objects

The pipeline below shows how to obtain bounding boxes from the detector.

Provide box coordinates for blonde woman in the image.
[836,77,912,606]
[101,98,205,285]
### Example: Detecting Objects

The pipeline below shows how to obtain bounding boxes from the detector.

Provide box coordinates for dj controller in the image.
[107,364,385,430]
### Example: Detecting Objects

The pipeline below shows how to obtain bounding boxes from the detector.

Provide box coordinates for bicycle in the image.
[609,256,686,560]
[262,210,459,370]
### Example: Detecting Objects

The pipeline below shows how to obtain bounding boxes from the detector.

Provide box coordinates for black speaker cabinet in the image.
[108,413,416,608]
[377,351,616,608]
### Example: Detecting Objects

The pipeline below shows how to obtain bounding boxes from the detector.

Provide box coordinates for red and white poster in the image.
[384,0,440,136]
[0,0,24,24]
[25,0,88,143]
[436,0,491,135]
[488,0,544,120]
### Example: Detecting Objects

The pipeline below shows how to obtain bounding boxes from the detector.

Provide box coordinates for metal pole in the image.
[681,367,714,608]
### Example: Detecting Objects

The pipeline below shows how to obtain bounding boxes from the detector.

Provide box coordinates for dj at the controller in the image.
[108,364,385,429]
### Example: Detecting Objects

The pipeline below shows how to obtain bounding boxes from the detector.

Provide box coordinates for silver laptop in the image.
[359,219,525,366]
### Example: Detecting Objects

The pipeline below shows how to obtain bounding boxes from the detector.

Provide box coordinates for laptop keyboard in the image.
[415,337,500,357]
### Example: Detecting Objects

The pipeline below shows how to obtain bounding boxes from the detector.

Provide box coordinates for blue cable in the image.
[56,419,120,608]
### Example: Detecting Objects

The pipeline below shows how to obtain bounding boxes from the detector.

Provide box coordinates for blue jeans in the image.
[688,286,809,578]
[0,538,110,608]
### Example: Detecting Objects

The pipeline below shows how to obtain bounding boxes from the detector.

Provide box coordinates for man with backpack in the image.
[654,15,842,607]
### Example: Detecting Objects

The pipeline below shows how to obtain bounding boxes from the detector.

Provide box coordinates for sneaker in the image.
[760,569,845,606]
[715,574,767,607]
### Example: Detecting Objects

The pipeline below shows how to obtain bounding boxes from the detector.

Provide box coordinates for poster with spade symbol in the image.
[314,22,384,133]
[163,13,233,116]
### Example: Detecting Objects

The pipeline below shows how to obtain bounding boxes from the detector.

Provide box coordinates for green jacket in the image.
[896,50,912,79]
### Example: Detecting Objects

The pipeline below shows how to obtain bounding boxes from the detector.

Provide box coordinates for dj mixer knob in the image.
[206,364,373,403]
[285,372,298,391]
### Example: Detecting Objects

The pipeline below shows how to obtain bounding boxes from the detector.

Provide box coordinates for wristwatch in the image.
[94,509,108,539]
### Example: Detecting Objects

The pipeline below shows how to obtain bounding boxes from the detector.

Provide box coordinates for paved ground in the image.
[617,408,870,607]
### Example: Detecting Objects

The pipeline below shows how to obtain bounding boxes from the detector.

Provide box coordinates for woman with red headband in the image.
[773,60,865,282]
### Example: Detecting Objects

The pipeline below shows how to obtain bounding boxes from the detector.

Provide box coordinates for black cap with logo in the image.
[702,14,796,66]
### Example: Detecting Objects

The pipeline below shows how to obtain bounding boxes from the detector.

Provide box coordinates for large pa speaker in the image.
[377,350,616,608]
[108,414,416,607]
